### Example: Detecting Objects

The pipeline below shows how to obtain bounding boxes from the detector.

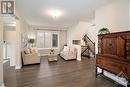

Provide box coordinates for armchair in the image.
[60,46,77,60]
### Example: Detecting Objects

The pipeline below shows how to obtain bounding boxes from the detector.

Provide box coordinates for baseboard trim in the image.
[15,65,22,69]
[0,83,5,87]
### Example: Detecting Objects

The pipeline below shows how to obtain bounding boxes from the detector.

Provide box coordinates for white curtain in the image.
[59,30,67,51]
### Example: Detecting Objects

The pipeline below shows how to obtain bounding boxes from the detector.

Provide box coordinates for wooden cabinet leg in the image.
[95,67,97,78]
[95,67,104,78]
[102,69,104,74]
[128,80,130,87]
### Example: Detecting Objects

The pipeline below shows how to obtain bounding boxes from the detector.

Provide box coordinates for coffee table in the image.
[48,54,58,62]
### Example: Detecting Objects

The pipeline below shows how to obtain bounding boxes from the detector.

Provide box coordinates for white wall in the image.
[0,17,4,87]
[15,20,22,69]
[67,21,91,45]
[96,0,129,32]
[16,12,28,49]
[3,29,16,66]
[4,30,16,42]
[15,7,29,69]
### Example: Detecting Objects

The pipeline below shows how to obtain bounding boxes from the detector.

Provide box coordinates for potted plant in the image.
[50,49,54,54]
[28,38,35,47]
[98,27,110,34]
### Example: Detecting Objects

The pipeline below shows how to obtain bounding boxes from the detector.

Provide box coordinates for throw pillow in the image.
[24,49,30,54]
[30,49,36,53]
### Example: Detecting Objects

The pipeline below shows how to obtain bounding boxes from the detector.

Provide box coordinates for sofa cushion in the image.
[63,46,69,51]
[30,49,36,53]
[69,47,75,52]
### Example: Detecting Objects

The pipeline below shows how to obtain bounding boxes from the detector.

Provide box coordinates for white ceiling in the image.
[16,0,113,27]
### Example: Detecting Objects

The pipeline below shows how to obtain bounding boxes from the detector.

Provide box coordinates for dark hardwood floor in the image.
[4,56,117,87]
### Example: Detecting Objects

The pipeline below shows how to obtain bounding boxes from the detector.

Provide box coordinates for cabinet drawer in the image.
[103,59,127,74]
[96,55,127,75]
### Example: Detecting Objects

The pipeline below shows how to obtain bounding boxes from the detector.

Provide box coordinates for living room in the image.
[0,0,130,87]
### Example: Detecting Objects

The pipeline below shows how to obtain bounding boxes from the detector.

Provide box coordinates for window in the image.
[44,32,51,48]
[36,31,59,49]
[52,34,58,47]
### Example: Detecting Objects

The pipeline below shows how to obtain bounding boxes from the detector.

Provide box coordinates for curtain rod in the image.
[33,29,67,31]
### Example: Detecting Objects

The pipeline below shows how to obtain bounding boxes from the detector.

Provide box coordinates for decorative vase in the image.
[50,51,54,54]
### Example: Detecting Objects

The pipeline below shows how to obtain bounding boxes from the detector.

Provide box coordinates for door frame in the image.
[0,16,5,87]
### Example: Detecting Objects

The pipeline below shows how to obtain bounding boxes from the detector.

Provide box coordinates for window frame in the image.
[36,30,59,50]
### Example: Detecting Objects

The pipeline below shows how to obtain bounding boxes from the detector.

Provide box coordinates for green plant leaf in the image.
[98,27,110,34]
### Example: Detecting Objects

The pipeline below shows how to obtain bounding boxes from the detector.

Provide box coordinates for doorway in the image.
[3,25,16,66]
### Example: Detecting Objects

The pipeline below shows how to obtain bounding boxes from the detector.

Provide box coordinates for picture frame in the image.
[1,1,14,14]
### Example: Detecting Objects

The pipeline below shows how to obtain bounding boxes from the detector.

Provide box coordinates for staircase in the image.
[81,34,95,58]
